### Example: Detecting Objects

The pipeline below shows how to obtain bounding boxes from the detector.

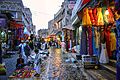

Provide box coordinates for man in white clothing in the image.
[18,40,27,64]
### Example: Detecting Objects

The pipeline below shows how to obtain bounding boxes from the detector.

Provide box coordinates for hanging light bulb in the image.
[105,9,109,15]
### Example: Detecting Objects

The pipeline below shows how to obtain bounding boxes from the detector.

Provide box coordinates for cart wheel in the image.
[95,66,98,69]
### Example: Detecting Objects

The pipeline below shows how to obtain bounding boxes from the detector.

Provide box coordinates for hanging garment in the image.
[80,27,88,55]
[110,32,116,51]
[82,8,87,26]
[82,8,92,26]
[88,8,95,25]
[93,8,98,25]
[88,27,93,55]
[97,8,104,26]
[92,27,97,55]
[105,28,111,57]
[95,28,100,48]
[108,8,115,23]
[99,43,109,63]
[100,29,106,44]
[104,7,115,24]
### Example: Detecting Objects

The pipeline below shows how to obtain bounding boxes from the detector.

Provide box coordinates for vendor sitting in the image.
[16,54,25,69]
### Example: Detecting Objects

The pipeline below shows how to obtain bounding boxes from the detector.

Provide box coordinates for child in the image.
[16,54,25,69]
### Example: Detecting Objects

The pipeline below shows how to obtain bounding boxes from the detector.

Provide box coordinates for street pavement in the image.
[0,47,116,80]
[42,47,88,80]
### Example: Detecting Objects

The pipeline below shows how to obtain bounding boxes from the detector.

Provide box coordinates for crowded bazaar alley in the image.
[0,0,120,80]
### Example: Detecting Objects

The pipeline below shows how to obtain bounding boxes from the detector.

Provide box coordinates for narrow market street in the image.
[0,47,117,80]
[42,47,89,80]
[43,47,116,80]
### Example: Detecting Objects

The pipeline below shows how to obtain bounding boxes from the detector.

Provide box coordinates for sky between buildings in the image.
[23,0,64,32]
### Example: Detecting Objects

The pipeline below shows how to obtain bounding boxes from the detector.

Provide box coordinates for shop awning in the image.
[10,21,23,28]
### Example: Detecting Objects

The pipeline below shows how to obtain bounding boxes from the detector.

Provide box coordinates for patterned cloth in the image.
[88,27,93,55]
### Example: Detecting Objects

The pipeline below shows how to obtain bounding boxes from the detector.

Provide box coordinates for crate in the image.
[82,55,99,69]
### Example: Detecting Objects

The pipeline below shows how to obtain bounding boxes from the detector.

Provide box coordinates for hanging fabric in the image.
[82,8,87,26]
[88,8,95,25]
[82,8,92,26]
[97,8,104,26]
[94,27,100,56]
[88,26,93,55]
[110,31,116,52]
[80,27,88,55]
[93,8,98,26]
[105,27,112,57]
[104,7,115,24]
[92,27,97,55]
[107,7,115,23]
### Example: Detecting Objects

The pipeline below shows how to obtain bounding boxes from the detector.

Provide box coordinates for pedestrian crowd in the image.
[16,40,52,77]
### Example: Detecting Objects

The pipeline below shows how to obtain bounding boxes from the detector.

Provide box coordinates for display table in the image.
[9,66,36,80]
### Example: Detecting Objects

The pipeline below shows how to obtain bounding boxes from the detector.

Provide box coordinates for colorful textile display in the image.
[80,27,88,55]
[110,31,116,52]
[88,27,93,55]
[92,27,97,55]
[93,8,98,25]
[82,8,92,26]
[97,8,104,26]
[108,8,115,23]
[105,27,111,57]
[95,27,100,49]
[88,8,95,25]
[104,7,115,24]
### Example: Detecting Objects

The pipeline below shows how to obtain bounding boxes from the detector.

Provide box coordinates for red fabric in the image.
[93,8,98,26]
[88,27,93,55]
[88,8,95,25]
[105,28,111,57]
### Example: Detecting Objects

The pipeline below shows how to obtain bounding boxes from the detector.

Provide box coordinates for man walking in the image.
[18,40,27,64]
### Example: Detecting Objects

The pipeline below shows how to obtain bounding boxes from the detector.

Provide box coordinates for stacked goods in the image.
[0,64,6,75]
[9,68,36,78]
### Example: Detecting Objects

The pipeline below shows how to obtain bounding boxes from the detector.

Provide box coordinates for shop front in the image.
[75,0,120,78]
[78,0,117,60]
[62,26,74,52]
